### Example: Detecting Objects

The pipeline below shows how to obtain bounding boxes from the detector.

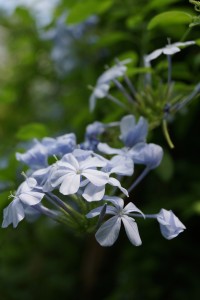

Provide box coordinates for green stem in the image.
[162,119,174,149]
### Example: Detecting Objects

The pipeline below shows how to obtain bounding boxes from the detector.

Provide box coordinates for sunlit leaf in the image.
[67,0,113,24]
[148,11,193,30]
[16,123,49,140]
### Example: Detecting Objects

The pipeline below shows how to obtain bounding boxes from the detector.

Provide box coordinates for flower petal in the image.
[82,169,109,186]
[19,191,44,206]
[80,156,107,169]
[95,216,121,246]
[82,183,105,201]
[103,196,124,210]
[122,215,142,246]
[59,173,80,195]
[108,177,129,197]
[86,205,116,218]
[107,155,134,176]
[98,143,123,155]
[123,202,144,217]
[2,198,25,228]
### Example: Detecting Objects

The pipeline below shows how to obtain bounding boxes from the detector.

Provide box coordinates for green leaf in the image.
[147,0,181,10]
[195,38,200,46]
[116,51,138,67]
[0,88,17,104]
[148,11,193,30]
[126,15,143,29]
[156,150,174,182]
[95,32,132,47]
[67,0,113,24]
[16,123,49,140]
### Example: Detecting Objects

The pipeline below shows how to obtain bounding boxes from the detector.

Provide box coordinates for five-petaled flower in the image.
[145,40,195,63]
[86,196,144,246]
[2,178,45,228]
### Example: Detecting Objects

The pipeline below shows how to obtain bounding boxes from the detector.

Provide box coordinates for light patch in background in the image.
[0,0,60,26]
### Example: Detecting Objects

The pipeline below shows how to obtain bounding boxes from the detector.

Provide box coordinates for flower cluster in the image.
[2,113,186,246]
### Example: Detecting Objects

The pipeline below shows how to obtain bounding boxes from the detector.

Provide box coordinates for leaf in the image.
[126,15,143,29]
[0,88,17,104]
[156,150,174,182]
[16,123,49,140]
[147,0,181,10]
[148,11,193,30]
[195,38,200,46]
[67,0,113,24]
[116,51,138,67]
[95,32,132,47]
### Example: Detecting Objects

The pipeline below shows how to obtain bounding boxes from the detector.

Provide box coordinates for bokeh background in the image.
[0,0,200,299]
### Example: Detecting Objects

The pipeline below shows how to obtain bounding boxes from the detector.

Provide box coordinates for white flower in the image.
[145,40,195,62]
[86,196,143,246]
[156,209,186,240]
[89,60,130,111]
[2,178,45,228]
[50,151,109,197]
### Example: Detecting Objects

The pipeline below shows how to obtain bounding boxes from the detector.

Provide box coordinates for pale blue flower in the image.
[42,133,76,156]
[50,151,109,199]
[98,142,163,169]
[32,165,56,192]
[103,155,134,176]
[89,60,130,111]
[86,196,143,246]
[120,115,148,147]
[129,143,163,169]
[82,120,119,150]
[145,40,195,62]
[16,141,48,169]
[156,209,186,240]
[16,133,76,169]
[2,178,45,228]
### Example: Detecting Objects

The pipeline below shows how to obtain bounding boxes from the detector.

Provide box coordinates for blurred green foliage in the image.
[0,0,200,299]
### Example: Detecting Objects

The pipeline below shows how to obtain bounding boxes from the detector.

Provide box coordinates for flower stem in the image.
[162,119,174,149]
[32,204,58,220]
[128,167,150,193]
[107,93,128,110]
[112,78,135,104]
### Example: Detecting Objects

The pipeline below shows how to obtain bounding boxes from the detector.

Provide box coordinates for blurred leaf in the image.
[126,15,143,28]
[148,11,193,30]
[95,32,132,47]
[67,0,113,24]
[195,38,200,46]
[156,150,174,181]
[189,15,200,27]
[147,0,182,10]
[0,88,17,104]
[16,123,49,140]
[192,201,200,214]
[116,51,138,67]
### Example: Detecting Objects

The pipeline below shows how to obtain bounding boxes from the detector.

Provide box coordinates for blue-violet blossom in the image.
[156,209,186,240]
[86,196,143,246]
[2,178,45,228]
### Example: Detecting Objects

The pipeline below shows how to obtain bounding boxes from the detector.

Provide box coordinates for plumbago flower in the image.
[2,178,45,228]
[89,59,131,111]
[1,112,186,247]
[16,133,76,170]
[144,40,196,63]
[156,209,186,240]
[81,120,119,150]
[86,196,144,246]
[48,149,128,201]
[98,114,163,171]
